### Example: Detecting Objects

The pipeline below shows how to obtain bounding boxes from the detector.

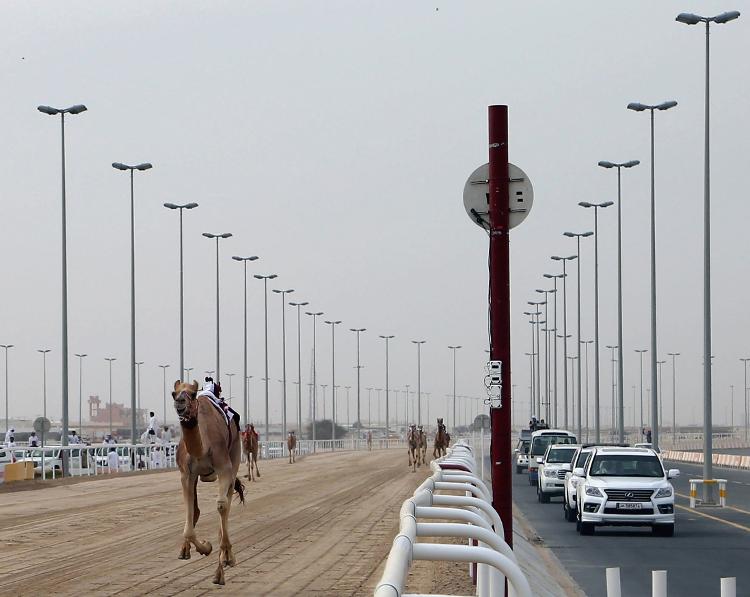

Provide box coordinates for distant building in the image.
[88,395,146,427]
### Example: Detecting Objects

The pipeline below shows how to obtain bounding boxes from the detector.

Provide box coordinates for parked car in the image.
[575,446,679,536]
[514,438,531,474]
[528,429,577,486]
[536,444,579,503]
[27,448,63,475]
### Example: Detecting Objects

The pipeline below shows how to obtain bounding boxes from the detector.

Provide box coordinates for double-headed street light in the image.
[350,328,366,430]
[255,274,278,442]
[448,345,461,430]
[676,7,740,503]
[1,344,14,434]
[579,201,613,442]
[232,255,259,425]
[412,340,426,425]
[325,320,342,442]
[627,99,678,453]
[165,202,199,381]
[113,161,153,444]
[563,231,593,440]
[527,302,546,418]
[274,289,295,444]
[381,336,395,439]
[305,311,323,443]
[551,255,577,428]
[38,103,87,452]
[290,301,309,435]
[597,160,640,442]
[202,232,233,382]
[536,290,555,423]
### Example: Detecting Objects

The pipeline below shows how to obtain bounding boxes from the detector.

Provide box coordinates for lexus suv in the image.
[563,446,594,521]
[575,446,680,536]
[536,444,578,503]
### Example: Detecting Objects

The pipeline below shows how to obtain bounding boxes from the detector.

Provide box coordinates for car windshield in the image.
[589,454,664,477]
[531,435,576,456]
[575,451,592,469]
[547,447,577,464]
[517,440,530,453]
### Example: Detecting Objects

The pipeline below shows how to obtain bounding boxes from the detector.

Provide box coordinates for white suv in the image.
[563,446,593,521]
[575,447,679,536]
[536,444,578,503]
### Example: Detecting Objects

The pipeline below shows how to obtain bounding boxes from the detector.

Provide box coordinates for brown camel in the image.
[287,431,297,463]
[433,417,448,459]
[417,425,427,466]
[242,424,261,481]
[407,424,418,472]
[173,380,244,586]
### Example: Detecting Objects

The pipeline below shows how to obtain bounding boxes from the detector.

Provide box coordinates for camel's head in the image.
[437,417,443,426]
[172,380,199,425]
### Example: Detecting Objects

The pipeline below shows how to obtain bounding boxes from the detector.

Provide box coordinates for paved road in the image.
[512,459,750,596]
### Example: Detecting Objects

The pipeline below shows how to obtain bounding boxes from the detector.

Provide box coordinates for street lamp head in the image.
[37,105,60,115]
[219,232,232,239]
[203,232,216,238]
[135,163,153,171]
[185,202,199,209]
[164,203,179,209]
[623,160,640,168]
[581,231,594,237]
[598,161,616,169]
[232,255,259,262]
[66,104,87,115]
[579,201,593,208]
[676,12,702,24]
[713,11,740,24]
[656,100,678,111]
[112,162,129,171]
[600,201,615,208]
[350,327,366,332]
[627,102,648,112]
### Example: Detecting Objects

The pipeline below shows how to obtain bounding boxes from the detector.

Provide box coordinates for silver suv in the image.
[575,446,679,536]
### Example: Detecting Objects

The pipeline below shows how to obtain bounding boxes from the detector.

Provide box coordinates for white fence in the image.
[605,567,738,597]
[375,441,531,597]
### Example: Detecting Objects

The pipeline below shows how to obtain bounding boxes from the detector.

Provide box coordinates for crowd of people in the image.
[528,416,550,431]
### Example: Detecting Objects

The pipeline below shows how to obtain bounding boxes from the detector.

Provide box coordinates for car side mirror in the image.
[514,448,519,453]
[536,457,544,464]
[573,467,585,477]
[667,469,680,479]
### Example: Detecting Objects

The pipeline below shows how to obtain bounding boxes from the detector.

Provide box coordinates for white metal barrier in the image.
[375,441,531,597]
[606,567,737,597]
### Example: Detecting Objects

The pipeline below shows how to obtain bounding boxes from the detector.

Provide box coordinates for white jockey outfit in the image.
[147,414,158,435]
[28,432,39,447]
[4,428,15,447]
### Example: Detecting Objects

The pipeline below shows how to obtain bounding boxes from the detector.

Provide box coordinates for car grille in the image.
[603,507,655,515]
[604,489,654,502]
[557,470,567,480]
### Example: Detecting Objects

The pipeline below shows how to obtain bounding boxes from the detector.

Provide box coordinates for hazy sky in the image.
[0,1,747,430]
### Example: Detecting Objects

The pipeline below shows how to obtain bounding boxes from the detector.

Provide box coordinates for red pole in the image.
[488,105,512,548]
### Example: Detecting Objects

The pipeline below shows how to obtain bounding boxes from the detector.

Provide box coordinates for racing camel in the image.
[407,424,419,472]
[287,430,297,464]
[173,380,244,585]
[242,424,261,481]
[417,425,427,466]
[433,417,449,459]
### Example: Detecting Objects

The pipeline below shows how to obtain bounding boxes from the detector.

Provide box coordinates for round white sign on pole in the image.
[462,162,534,231]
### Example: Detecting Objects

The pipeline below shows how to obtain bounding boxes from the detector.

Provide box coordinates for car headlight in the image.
[654,487,672,498]
[585,486,603,497]
[544,468,557,478]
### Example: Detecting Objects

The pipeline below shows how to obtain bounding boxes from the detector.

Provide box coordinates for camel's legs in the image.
[179,472,212,560]
[213,470,235,585]
[254,453,261,478]
[246,451,254,481]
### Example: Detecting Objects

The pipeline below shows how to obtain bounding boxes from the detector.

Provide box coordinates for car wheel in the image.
[529,476,535,486]
[653,524,674,537]
[516,466,522,474]
[539,485,550,503]
[580,521,595,535]
[565,501,576,522]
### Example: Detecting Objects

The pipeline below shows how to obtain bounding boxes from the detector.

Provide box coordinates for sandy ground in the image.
[0,449,475,597]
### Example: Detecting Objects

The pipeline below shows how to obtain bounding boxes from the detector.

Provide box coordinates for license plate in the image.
[616,502,642,510]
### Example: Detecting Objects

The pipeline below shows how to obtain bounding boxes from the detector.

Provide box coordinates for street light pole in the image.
[38,350,51,433]
[598,160,640,442]
[158,365,169,424]
[135,361,144,428]
[291,302,310,434]
[350,328,366,430]
[202,232,233,382]
[627,99,678,453]
[551,255,577,429]
[380,336,395,439]
[105,357,116,436]
[74,353,87,435]
[164,202,199,382]
[448,346,462,430]
[255,274,278,443]
[635,349,648,434]
[544,273,565,427]
[232,255,259,425]
[657,360,666,433]
[412,340,426,425]
[1,345,14,434]
[306,311,323,444]
[325,320,342,442]
[274,288,295,444]
[740,358,750,442]
[38,103,87,453]
[676,6,740,504]
[668,353,681,445]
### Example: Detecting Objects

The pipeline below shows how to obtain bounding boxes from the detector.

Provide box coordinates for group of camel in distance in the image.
[171,379,451,585]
